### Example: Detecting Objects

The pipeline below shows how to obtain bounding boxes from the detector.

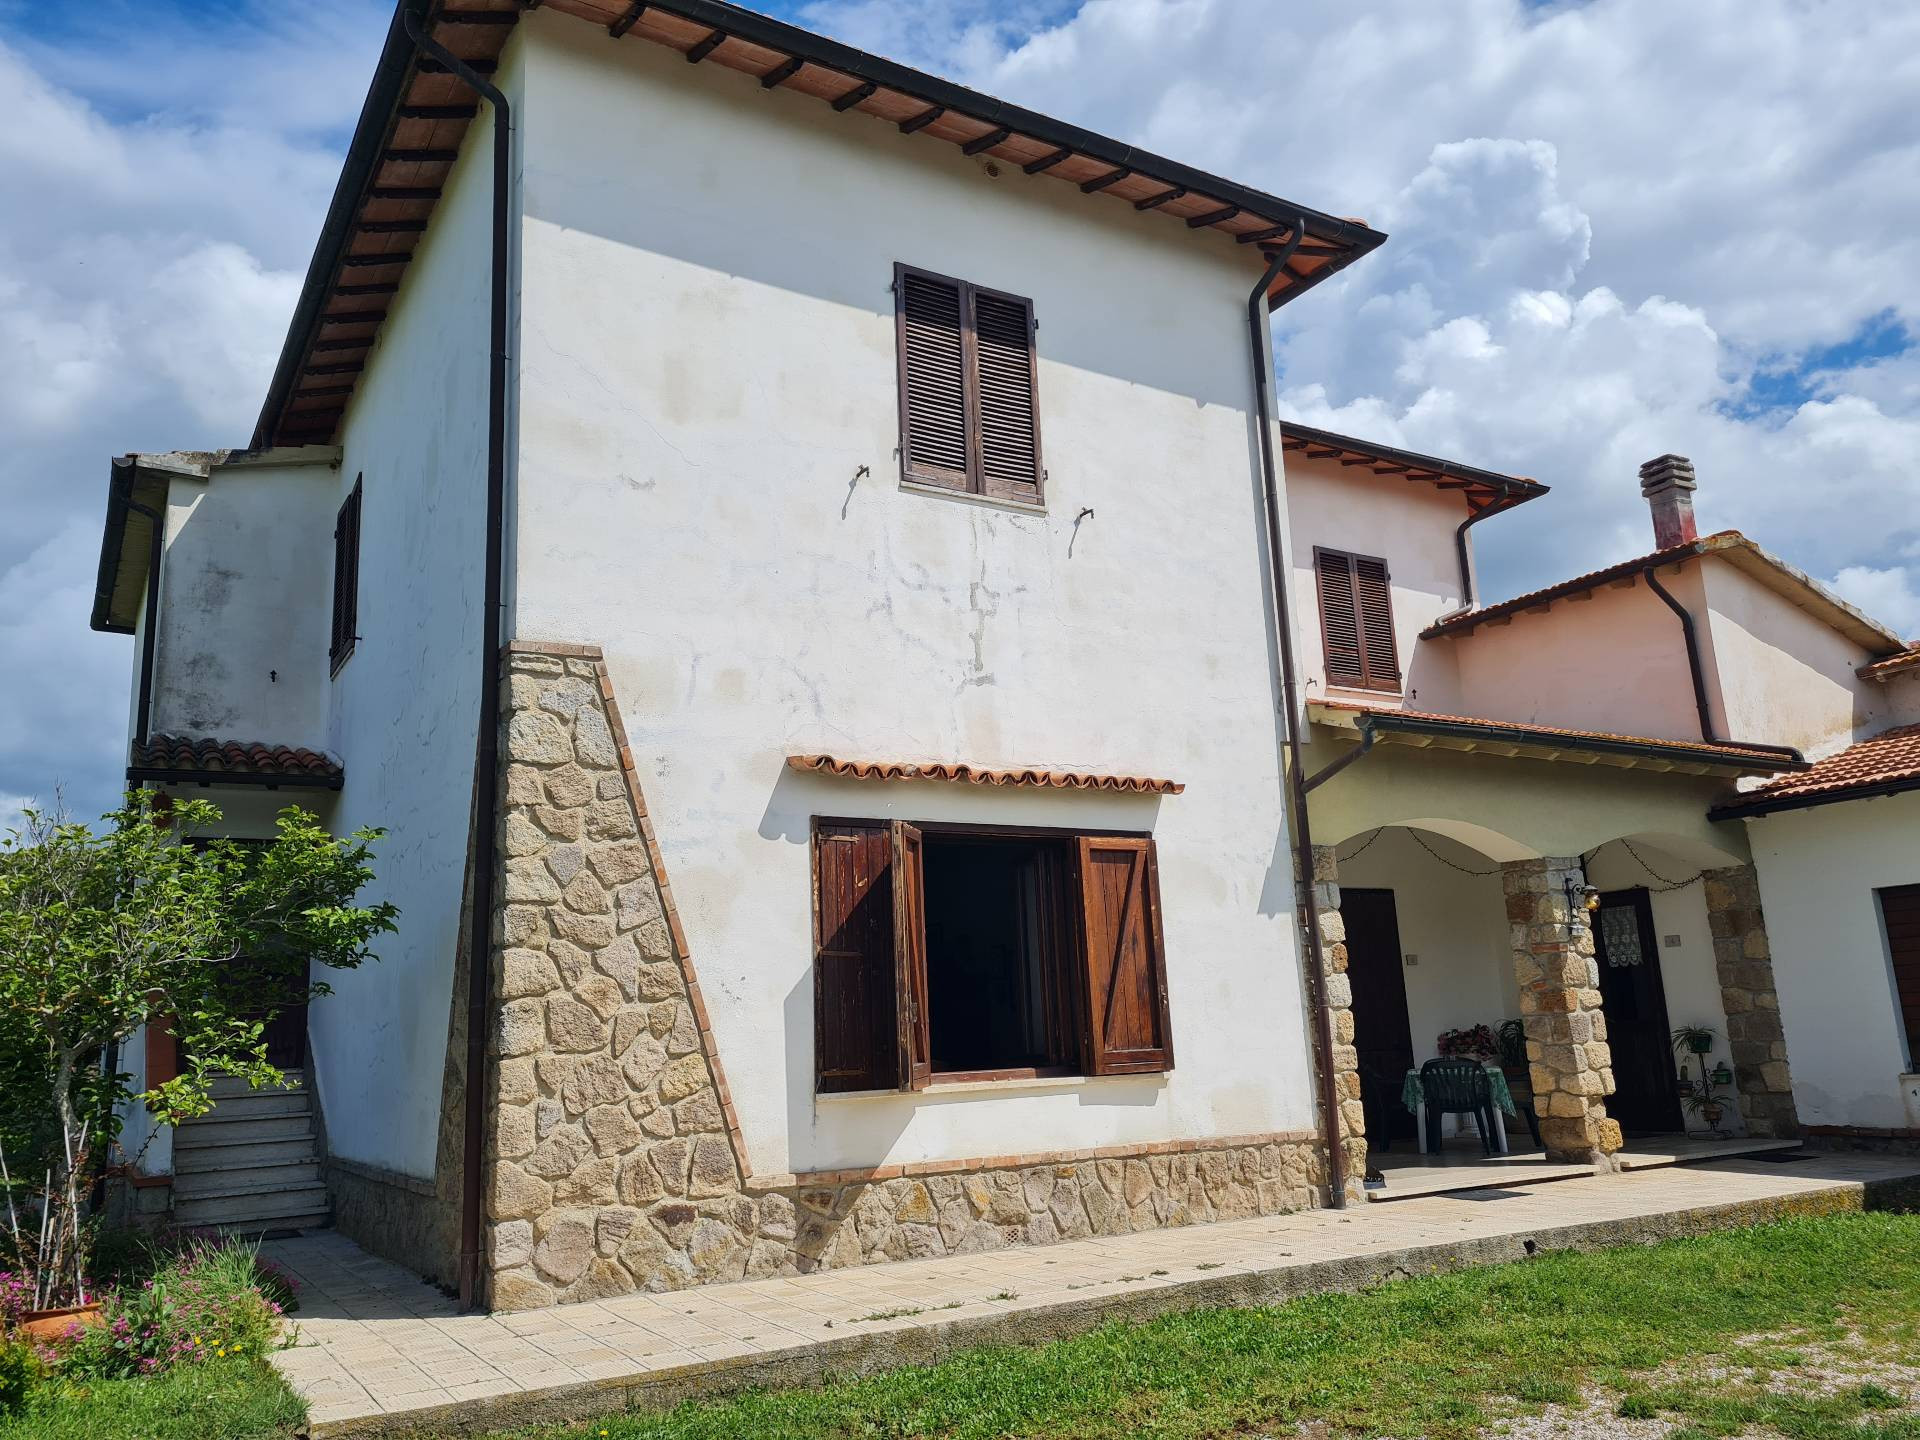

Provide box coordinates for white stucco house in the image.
[86,0,1920,1311]
[89,0,1396,1309]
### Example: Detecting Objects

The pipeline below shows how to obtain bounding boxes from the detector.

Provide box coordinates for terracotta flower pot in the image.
[17,1302,102,1342]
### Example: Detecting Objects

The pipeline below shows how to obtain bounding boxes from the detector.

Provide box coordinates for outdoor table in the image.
[1401,1062,1518,1155]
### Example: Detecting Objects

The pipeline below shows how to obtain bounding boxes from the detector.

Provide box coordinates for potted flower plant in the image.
[1672,1023,1716,1057]
[1437,1025,1500,1062]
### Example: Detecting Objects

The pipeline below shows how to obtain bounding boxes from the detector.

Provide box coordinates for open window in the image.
[812,820,1172,1092]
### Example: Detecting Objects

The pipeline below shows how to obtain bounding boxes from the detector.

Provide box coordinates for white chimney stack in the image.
[1639,453,1699,549]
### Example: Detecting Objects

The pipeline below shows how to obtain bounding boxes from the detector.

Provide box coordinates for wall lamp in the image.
[1564,877,1601,919]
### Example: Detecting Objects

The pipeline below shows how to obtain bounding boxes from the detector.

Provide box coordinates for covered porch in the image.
[1302,705,1804,1199]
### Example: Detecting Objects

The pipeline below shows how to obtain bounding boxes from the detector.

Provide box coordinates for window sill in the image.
[818,1072,1166,1101]
[899,479,1047,517]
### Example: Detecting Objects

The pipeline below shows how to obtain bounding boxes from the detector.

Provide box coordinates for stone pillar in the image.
[1505,857,1623,1164]
[1311,846,1367,1198]
[1704,864,1799,1139]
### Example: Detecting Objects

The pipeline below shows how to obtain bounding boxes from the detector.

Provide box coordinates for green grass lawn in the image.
[0,1359,303,1440]
[10,1212,1920,1439]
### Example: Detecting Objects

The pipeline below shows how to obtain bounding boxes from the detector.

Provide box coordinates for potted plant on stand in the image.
[1671,1025,1729,1137]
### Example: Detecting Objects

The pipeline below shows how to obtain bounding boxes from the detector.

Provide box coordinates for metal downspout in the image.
[1246,221,1348,1208]
[400,2,512,1312]
[1643,567,1718,743]
[1438,494,1514,622]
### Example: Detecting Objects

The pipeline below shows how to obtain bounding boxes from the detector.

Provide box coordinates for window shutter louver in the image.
[1074,835,1174,1075]
[891,821,932,1091]
[1353,556,1401,691]
[812,820,899,1092]
[972,289,1042,504]
[895,264,1044,504]
[1315,547,1400,693]
[1315,550,1365,688]
[897,268,970,488]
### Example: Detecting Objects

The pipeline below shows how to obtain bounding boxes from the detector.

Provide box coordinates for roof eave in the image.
[1317,707,1802,778]
[1709,772,1920,821]
[1280,422,1549,506]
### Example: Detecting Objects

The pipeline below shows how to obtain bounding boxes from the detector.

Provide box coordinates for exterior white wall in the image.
[1699,559,1897,756]
[148,459,338,748]
[1745,791,1920,1128]
[1283,456,1469,712]
[305,46,523,1179]
[508,13,1311,1177]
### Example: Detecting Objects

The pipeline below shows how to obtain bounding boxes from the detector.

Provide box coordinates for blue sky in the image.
[0,0,1916,828]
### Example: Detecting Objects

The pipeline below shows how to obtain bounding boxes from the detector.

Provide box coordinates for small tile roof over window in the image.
[1279,423,1547,512]
[1711,723,1920,818]
[129,736,345,789]
[787,754,1182,794]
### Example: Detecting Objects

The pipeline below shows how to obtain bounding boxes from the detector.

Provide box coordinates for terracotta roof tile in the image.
[1312,700,1801,772]
[1716,723,1920,815]
[130,735,344,788]
[1421,532,1743,638]
[786,754,1182,794]
[1862,647,1920,681]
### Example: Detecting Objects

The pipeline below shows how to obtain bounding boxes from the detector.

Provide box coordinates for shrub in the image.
[64,1237,288,1380]
[0,1338,41,1415]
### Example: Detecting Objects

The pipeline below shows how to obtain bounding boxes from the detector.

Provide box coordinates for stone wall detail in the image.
[480,641,1331,1310]
[1704,864,1799,1139]
[1505,857,1623,1164]
[1311,846,1367,1196]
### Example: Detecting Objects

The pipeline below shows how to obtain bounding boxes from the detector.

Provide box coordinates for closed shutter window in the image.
[330,476,362,673]
[895,264,1043,504]
[1315,547,1401,693]
[1075,835,1174,1074]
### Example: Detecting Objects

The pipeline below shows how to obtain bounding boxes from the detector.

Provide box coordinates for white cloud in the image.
[1830,565,1920,642]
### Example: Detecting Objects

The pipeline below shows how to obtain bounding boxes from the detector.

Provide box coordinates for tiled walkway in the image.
[267,1150,1920,1436]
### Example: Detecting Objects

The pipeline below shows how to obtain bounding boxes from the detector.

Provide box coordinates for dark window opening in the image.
[923,836,1076,1077]
[1881,884,1920,1067]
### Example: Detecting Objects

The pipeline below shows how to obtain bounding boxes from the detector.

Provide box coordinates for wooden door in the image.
[1881,885,1920,1066]
[1342,889,1417,1143]
[1592,888,1683,1135]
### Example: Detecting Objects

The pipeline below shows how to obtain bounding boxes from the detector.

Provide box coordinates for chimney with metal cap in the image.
[1639,453,1699,549]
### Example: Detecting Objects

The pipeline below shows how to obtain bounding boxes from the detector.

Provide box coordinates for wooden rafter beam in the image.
[899,105,943,134]
[831,79,877,112]
[1187,203,1239,228]
[1023,147,1073,175]
[1080,167,1129,193]
[759,55,803,88]
[962,126,1011,156]
[686,29,726,64]
[608,2,647,38]
[1135,186,1186,211]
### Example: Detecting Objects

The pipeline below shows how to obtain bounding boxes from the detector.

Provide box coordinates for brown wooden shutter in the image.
[1883,884,1920,1064]
[1353,556,1402,691]
[971,288,1041,505]
[813,820,898,1092]
[891,821,932,1090]
[896,266,970,491]
[1315,549,1365,688]
[1074,835,1174,1075]
[330,476,362,670]
[1315,548,1400,692]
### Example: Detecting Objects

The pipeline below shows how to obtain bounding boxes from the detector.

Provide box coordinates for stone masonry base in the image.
[482,643,1331,1310]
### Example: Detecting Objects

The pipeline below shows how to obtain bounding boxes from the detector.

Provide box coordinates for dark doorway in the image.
[1343,888,1418,1145]
[1592,888,1683,1135]
[921,835,1078,1079]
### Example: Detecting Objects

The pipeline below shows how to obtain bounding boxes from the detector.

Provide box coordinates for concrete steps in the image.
[172,1071,330,1235]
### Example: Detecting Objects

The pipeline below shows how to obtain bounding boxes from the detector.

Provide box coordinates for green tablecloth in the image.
[1401,1064,1518,1117]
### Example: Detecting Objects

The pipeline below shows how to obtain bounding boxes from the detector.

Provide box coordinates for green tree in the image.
[0,792,397,1304]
